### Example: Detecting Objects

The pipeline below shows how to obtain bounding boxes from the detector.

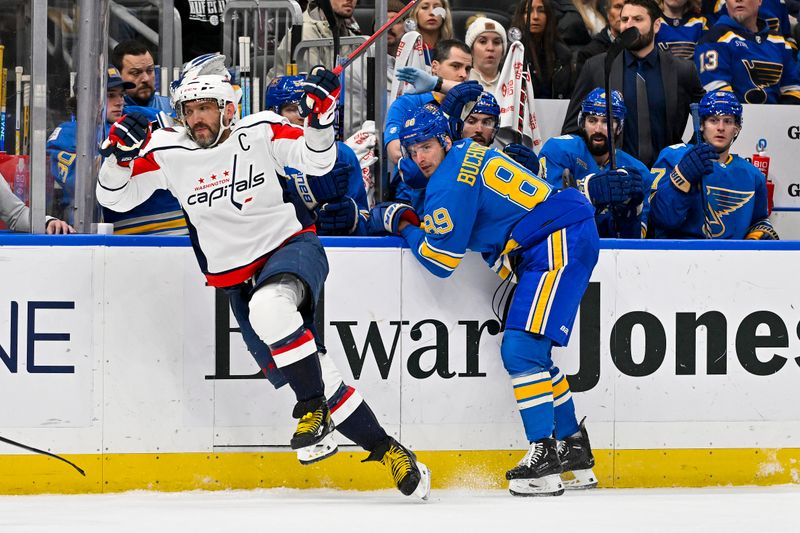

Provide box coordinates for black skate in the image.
[363,437,431,500]
[290,397,338,464]
[506,437,564,497]
[558,418,598,489]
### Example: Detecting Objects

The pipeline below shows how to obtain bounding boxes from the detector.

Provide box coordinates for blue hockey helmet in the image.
[579,87,626,133]
[264,75,305,114]
[698,90,743,126]
[471,91,500,118]
[399,103,452,155]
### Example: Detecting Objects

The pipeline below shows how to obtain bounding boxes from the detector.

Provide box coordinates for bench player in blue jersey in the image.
[264,75,370,236]
[534,88,649,238]
[649,91,778,239]
[367,105,601,497]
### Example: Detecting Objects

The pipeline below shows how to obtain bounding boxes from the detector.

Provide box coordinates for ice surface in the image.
[0,486,798,533]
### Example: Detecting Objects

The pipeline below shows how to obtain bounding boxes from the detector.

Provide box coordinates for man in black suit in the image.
[561,0,704,168]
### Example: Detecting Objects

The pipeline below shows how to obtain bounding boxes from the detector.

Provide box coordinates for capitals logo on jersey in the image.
[185,154,265,209]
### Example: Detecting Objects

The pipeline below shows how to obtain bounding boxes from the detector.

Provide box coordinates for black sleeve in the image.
[561,57,599,135]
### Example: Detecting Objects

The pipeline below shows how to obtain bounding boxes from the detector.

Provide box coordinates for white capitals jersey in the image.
[97,111,336,287]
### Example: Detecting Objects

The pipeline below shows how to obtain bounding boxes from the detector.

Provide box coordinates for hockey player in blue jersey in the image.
[695,0,800,104]
[535,88,648,238]
[368,105,600,497]
[657,0,708,59]
[264,75,370,235]
[649,91,778,239]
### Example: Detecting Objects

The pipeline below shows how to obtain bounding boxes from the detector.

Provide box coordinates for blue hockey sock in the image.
[550,366,580,439]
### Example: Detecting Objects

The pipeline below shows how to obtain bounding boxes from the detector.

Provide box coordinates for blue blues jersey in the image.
[538,134,651,237]
[709,0,793,40]
[656,15,708,59]
[284,142,369,235]
[394,180,426,213]
[695,15,800,104]
[47,106,186,233]
[649,144,774,239]
[399,140,594,278]
[124,93,175,115]
[384,92,438,146]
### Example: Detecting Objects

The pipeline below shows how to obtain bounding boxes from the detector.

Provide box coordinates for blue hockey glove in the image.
[503,143,540,175]
[584,168,641,209]
[318,197,360,235]
[366,202,420,235]
[439,80,483,138]
[671,143,717,192]
[398,157,428,190]
[291,160,352,210]
[395,67,439,94]
[99,113,151,165]
[619,166,644,207]
[300,65,340,128]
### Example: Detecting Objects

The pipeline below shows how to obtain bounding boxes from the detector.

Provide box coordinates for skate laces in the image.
[520,442,545,467]
[296,409,324,434]
[382,444,414,486]
[557,440,567,457]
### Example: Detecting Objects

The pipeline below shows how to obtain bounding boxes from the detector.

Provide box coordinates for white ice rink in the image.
[1,486,798,533]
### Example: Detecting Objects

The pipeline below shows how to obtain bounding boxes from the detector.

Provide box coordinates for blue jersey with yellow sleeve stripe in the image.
[709,0,793,40]
[399,140,556,278]
[649,143,773,239]
[695,16,800,104]
[538,134,651,237]
[656,15,708,59]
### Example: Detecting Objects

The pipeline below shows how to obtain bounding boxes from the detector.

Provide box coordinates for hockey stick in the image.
[14,66,22,155]
[0,45,5,152]
[317,0,344,140]
[332,0,419,76]
[603,26,639,169]
[690,102,712,237]
[0,434,86,476]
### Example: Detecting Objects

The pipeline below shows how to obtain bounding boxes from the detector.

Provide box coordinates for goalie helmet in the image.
[579,87,626,133]
[264,75,306,114]
[698,91,743,126]
[399,104,452,154]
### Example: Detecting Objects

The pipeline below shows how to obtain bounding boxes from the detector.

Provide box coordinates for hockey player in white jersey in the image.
[96,55,430,499]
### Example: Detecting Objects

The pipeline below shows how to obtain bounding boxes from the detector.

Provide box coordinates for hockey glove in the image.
[291,160,353,210]
[366,202,420,235]
[584,168,640,209]
[503,143,540,175]
[395,66,439,94]
[745,221,780,240]
[99,113,151,165]
[619,166,644,208]
[439,80,483,138]
[398,157,428,190]
[671,143,717,193]
[300,65,341,129]
[318,197,360,235]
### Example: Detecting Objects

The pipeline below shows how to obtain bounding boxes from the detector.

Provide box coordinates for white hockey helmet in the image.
[171,74,239,147]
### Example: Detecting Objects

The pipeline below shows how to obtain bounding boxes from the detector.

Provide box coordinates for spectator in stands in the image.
[656,0,708,59]
[510,0,576,98]
[0,174,74,234]
[410,0,454,55]
[649,91,777,239]
[553,0,605,50]
[175,0,228,61]
[386,0,409,84]
[695,0,800,104]
[274,0,362,74]
[563,0,704,167]
[577,0,624,74]
[112,41,174,114]
[465,17,507,93]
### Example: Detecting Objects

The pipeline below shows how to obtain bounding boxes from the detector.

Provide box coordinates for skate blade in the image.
[508,474,564,497]
[296,434,338,465]
[411,461,431,501]
[561,468,598,490]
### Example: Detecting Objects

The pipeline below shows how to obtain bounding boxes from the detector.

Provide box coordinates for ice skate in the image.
[506,438,564,497]
[558,418,598,490]
[363,437,431,500]
[290,397,337,463]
